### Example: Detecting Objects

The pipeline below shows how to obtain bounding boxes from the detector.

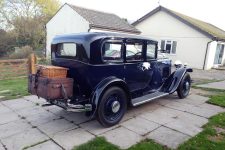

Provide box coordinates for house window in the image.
[161,40,177,54]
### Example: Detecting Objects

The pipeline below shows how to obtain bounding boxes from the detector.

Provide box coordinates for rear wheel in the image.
[177,73,191,99]
[97,87,127,127]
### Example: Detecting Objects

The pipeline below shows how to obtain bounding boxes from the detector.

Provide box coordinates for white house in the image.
[133,6,225,70]
[46,3,140,57]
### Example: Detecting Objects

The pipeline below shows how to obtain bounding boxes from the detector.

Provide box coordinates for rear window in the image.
[56,43,77,57]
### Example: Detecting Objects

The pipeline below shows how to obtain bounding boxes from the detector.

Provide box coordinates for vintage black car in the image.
[48,32,192,127]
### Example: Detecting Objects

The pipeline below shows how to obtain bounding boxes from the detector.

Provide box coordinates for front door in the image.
[124,40,154,92]
[214,44,224,65]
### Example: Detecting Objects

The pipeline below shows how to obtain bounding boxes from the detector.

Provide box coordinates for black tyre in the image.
[177,73,191,99]
[97,87,127,127]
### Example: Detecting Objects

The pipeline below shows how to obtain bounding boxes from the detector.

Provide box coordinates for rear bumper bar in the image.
[46,99,92,112]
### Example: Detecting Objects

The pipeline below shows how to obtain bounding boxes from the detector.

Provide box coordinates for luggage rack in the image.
[43,84,92,112]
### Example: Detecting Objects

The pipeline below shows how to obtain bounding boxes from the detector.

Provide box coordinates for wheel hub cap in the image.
[111,101,120,113]
[185,81,190,90]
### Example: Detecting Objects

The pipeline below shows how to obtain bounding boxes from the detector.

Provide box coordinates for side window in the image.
[102,42,123,62]
[56,43,77,57]
[126,42,143,62]
[161,40,177,54]
[147,43,156,60]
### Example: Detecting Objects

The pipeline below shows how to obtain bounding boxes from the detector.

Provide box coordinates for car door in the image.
[124,39,154,92]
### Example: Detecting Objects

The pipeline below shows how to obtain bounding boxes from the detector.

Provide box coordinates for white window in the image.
[160,40,177,54]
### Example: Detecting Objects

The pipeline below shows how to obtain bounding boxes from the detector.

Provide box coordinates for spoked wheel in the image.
[97,87,127,127]
[177,73,191,99]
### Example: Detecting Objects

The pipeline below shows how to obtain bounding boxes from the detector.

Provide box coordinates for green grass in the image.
[74,137,119,150]
[208,94,225,108]
[0,77,29,100]
[178,113,225,150]
[74,137,168,150]
[128,139,169,150]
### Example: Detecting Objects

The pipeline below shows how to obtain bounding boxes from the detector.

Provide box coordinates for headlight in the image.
[174,60,182,68]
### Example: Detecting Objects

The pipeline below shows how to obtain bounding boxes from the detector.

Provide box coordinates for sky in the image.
[59,0,225,31]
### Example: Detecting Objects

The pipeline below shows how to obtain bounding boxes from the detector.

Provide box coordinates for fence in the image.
[0,59,28,80]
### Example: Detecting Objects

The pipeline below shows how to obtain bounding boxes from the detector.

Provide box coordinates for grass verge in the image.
[0,77,29,100]
[178,113,225,150]
[74,137,168,150]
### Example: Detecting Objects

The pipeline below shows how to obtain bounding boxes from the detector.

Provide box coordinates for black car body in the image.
[49,32,192,127]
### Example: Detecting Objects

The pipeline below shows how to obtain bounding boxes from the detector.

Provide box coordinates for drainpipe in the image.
[203,40,214,70]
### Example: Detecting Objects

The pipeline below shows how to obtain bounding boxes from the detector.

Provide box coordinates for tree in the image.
[0,29,16,57]
[0,0,60,55]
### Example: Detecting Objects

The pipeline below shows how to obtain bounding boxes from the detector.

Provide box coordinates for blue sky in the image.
[59,0,225,31]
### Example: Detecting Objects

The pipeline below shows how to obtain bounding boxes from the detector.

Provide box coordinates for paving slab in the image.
[44,105,71,117]
[102,126,142,149]
[0,119,31,139]
[61,112,89,124]
[80,120,118,135]
[0,143,4,150]
[38,119,77,136]
[199,103,225,112]
[165,119,203,137]
[121,117,160,136]
[26,112,61,126]
[16,106,49,117]
[27,140,62,150]
[176,112,208,127]
[147,126,190,149]
[24,95,47,104]
[186,106,222,118]
[53,128,95,150]
[0,111,20,125]
[2,128,49,150]
[176,95,209,106]
[164,101,195,112]
[2,98,35,110]
[0,104,13,114]
[197,80,225,90]
[140,106,183,125]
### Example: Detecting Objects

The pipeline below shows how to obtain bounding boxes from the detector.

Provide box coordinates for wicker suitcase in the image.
[36,65,68,78]
[28,74,73,100]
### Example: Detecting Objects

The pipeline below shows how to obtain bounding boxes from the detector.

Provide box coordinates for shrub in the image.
[9,45,33,59]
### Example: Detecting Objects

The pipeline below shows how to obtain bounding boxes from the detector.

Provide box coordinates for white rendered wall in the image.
[46,4,89,57]
[135,11,211,69]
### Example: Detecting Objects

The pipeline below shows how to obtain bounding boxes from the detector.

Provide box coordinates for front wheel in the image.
[97,87,127,127]
[177,73,191,99]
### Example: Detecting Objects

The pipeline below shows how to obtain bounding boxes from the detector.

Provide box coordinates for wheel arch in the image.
[161,67,192,94]
[89,76,131,118]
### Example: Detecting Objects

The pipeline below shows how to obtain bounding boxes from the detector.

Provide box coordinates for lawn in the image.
[74,88,225,150]
[0,77,29,100]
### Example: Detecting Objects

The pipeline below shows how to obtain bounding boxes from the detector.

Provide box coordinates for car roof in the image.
[51,32,157,58]
[52,32,156,44]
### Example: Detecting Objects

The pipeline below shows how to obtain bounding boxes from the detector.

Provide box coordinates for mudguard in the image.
[89,76,130,117]
[161,67,193,94]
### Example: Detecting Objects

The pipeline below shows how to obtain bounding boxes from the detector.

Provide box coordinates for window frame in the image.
[55,42,79,59]
[146,41,157,61]
[101,39,124,63]
[161,40,177,55]
[125,39,145,63]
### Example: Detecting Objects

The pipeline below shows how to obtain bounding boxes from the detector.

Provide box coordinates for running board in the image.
[131,92,169,106]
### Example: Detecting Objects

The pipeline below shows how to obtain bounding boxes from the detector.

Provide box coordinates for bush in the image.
[9,45,33,59]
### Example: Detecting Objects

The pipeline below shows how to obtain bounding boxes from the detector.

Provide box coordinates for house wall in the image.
[46,4,89,57]
[134,11,211,69]
[205,41,217,69]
